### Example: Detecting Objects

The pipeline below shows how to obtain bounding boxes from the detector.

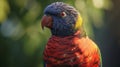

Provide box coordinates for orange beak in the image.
[41,15,53,30]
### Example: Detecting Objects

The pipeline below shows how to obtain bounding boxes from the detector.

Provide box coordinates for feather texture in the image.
[43,31,101,67]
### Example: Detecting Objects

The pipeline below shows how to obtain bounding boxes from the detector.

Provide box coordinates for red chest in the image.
[43,36,100,67]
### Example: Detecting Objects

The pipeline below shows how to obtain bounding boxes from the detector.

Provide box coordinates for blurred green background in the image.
[0,0,120,67]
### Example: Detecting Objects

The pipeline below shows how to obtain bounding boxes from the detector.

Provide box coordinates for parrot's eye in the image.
[60,12,66,18]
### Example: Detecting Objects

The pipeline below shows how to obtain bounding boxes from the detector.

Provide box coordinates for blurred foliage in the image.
[0,0,112,67]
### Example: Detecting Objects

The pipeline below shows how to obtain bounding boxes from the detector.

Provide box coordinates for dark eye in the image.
[60,12,66,17]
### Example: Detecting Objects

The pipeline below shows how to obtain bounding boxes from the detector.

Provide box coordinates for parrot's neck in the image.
[51,28,86,38]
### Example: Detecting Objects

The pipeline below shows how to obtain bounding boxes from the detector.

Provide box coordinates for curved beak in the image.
[41,15,53,30]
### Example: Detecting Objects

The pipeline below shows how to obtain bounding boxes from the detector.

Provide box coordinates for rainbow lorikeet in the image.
[41,2,102,67]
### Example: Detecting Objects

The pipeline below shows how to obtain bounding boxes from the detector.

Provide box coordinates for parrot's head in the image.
[41,2,83,36]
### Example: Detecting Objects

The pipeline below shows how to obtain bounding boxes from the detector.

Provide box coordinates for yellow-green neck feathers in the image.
[74,14,83,30]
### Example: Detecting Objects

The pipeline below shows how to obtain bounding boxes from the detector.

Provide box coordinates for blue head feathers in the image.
[43,2,81,36]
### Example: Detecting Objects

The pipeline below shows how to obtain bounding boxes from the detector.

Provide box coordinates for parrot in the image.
[41,2,102,67]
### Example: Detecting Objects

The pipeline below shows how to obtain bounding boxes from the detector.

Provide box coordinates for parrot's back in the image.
[43,32,101,67]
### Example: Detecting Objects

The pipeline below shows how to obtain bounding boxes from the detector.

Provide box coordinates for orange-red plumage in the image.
[43,31,100,67]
